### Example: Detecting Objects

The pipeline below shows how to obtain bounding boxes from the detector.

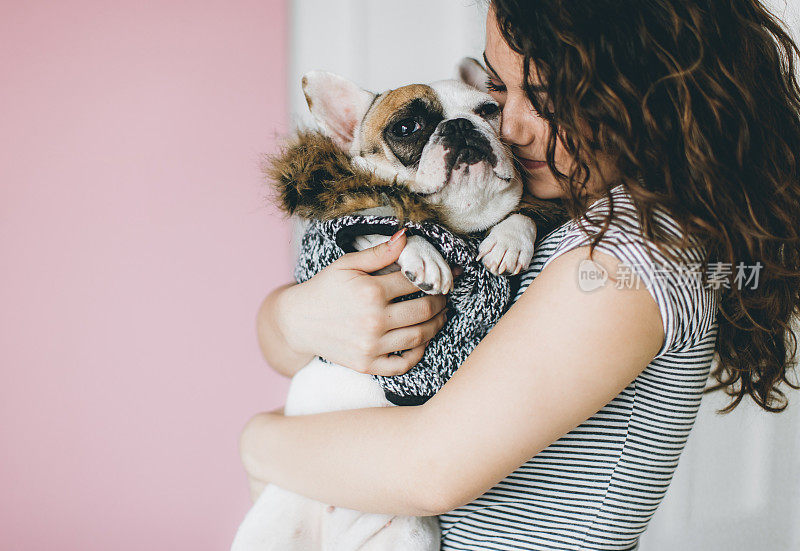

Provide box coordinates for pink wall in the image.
[0,1,291,549]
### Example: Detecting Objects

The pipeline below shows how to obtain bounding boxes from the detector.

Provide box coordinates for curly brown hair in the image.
[491,0,800,412]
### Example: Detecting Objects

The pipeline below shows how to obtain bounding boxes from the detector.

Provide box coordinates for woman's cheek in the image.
[523,175,565,199]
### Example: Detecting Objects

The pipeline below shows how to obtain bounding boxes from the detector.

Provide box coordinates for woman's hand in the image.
[261,230,448,377]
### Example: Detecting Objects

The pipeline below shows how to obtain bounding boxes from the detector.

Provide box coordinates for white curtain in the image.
[639,392,800,550]
[289,2,800,548]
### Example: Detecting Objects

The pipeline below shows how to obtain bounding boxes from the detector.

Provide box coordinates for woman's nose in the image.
[500,94,537,147]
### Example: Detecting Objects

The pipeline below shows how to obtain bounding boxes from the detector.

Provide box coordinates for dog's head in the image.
[301,58,521,233]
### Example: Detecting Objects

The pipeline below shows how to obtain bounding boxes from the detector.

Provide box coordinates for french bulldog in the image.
[288,56,542,293]
[231,58,557,551]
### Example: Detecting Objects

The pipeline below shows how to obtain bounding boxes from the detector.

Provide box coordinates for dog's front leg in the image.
[353,233,452,295]
[477,213,537,275]
[396,235,453,295]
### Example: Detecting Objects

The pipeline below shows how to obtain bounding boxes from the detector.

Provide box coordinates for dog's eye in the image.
[390,118,422,138]
[476,102,500,118]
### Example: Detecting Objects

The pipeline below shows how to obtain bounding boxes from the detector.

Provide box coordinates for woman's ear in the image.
[301,71,376,152]
[457,57,490,93]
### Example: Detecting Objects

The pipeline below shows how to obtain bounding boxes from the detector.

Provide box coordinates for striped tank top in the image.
[439,185,720,550]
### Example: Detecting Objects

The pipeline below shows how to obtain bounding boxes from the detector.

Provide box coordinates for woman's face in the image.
[484,10,612,200]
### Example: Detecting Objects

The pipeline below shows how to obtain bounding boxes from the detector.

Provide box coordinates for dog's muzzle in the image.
[439,118,498,174]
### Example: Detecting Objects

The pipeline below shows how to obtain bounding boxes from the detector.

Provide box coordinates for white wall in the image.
[289,2,800,548]
[288,0,488,125]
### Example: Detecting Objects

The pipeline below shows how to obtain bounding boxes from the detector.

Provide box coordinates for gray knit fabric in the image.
[294,214,514,406]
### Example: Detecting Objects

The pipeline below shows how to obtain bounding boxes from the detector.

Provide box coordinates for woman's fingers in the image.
[385,293,447,330]
[335,229,406,273]
[378,309,448,356]
[367,344,427,377]
[374,269,425,300]
[355,304,447,376]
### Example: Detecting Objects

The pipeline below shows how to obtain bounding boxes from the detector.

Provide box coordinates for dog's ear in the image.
[301,71,376,152]
[456,57,489,93]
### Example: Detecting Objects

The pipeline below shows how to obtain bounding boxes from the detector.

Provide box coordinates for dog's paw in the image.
[477,214,537,275]
[397,235,453,295]
[352,234,390,250]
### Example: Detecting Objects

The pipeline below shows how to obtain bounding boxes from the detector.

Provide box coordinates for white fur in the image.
[397,235,454,295]
[231,360,440,551]
[476,213,537,276]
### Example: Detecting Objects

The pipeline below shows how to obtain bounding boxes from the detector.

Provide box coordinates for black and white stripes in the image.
[439,186,719,550]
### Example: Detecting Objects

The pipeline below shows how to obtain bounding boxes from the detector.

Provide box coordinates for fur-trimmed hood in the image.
[265,130,444,225]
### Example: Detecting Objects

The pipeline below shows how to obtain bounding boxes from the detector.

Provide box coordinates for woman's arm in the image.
[257,231,449,378]
[240,245,664,516]
[255,283,313,378]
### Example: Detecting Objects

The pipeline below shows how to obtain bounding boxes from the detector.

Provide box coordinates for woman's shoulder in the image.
[532,185,719,358]
[548,185,694,255]
[536,185,696,265]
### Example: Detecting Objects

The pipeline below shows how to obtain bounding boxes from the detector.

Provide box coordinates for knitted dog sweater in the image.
[294,215,515,406]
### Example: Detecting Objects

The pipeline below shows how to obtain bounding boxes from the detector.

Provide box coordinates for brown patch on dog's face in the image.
[360,84,444,167]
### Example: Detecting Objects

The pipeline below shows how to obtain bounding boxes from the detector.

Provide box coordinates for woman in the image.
[241,1,800,548]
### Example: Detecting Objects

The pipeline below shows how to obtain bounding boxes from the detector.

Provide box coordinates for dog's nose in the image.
[439,118,474,136]
[438,117,497,171]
